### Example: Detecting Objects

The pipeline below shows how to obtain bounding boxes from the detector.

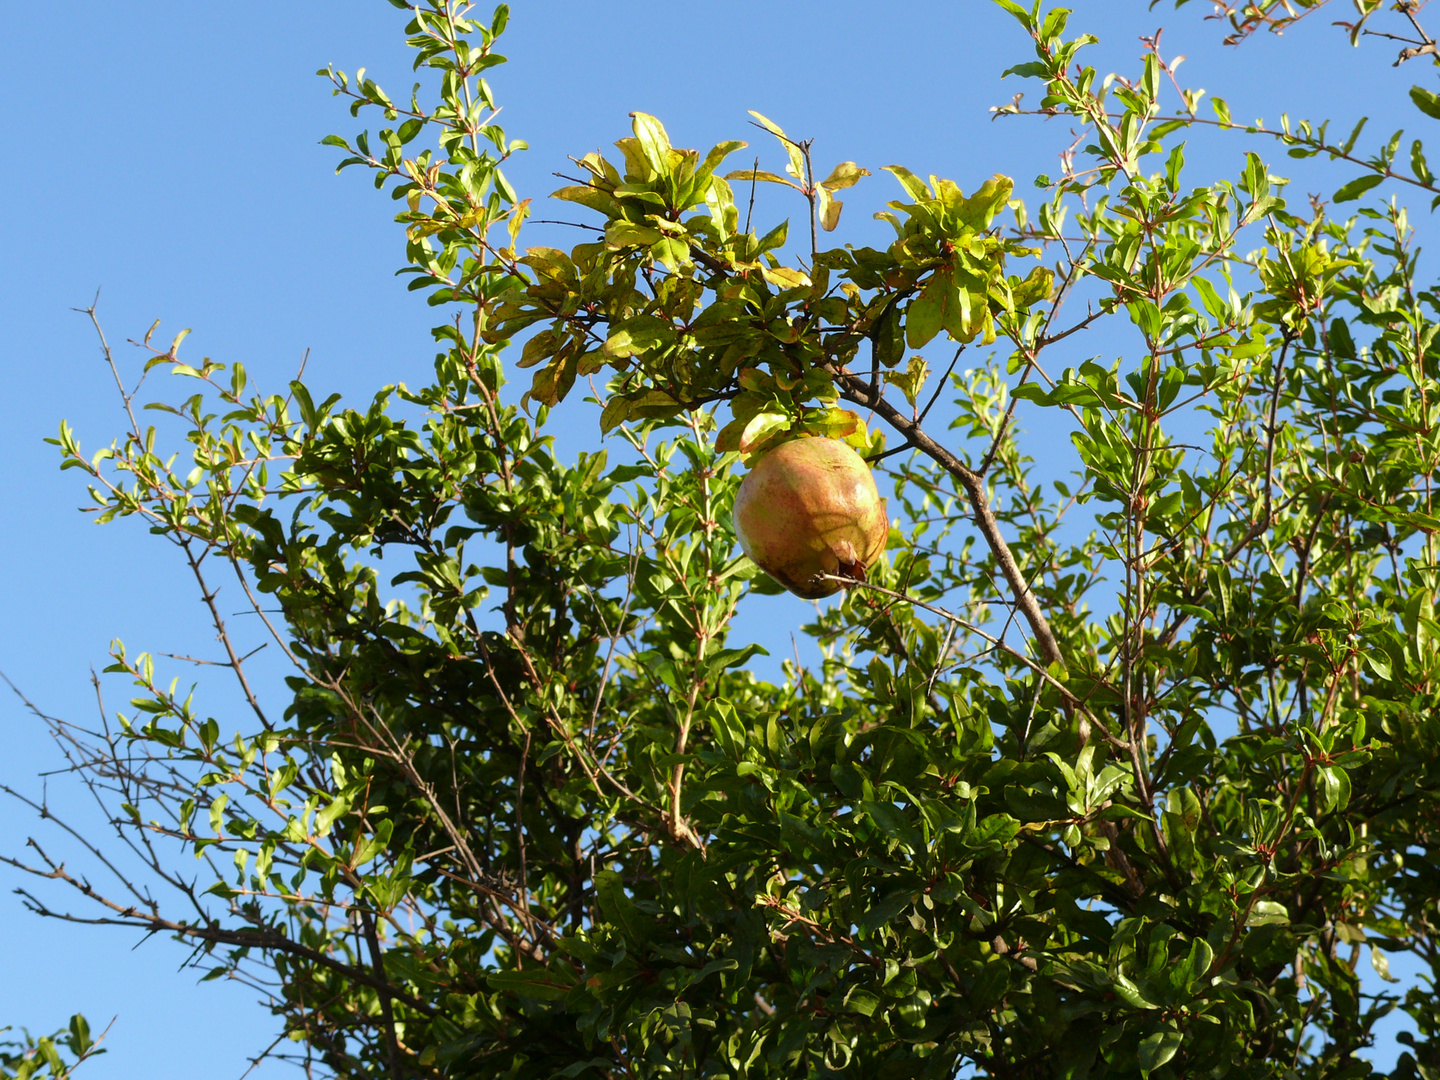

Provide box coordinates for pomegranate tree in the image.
[731,436,888,599]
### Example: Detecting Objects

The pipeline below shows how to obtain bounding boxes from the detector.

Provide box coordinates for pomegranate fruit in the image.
[732,436,888,599]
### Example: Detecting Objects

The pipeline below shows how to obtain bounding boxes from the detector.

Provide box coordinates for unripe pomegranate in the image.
[732,436,888,599]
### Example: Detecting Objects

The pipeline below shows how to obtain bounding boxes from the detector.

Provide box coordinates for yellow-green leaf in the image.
[738,411,792,454]
[804,408,862,441]
[818,186,843,232]
[748,110,805,180]
[507,198,531,250]
[551,184,621,217]
[606,220,663,248]
[884,355,929,408]
[519,328,560,369]
[714,415,748,452]
[820,161,869,191]
[761,266,811,291]
[629,112,673,174]
[724,168,800,190]
[884,165,931,201]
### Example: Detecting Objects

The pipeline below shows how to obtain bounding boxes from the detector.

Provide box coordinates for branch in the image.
[1035,308,1104,350]
[822,575,1126,752]
[830,366,1066,670]
[4,852,438,1018]
[360,907,408,1077]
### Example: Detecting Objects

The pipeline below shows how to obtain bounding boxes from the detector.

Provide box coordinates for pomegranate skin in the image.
[732,437,888,599]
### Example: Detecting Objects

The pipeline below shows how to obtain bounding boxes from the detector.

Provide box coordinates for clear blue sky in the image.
[0,2,1427,1076]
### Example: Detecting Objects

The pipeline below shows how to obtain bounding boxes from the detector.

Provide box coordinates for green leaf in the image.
[907,265,977,347]
[906,288,944,349]
[695,139,748,187]
[759,265,810,290]
[843,986,882,1017]
[1176,937,1214,992]
[871,301,904,368]
[1247,900,1290,927]
[599,396,631,435]
[1333,173,1384,203]
[595,870,651,946]
[755,218,789,254]
[1371,946,1400,983]
[315,793,351,836]
[602,315,674,359]
[1137,1029,1183,1074]
[1412,139,1433,185]
[625,389,681,419]
[67,1013,93,1056]
[487,968,577,1000]
[1341,115,1370,154]
[990,0,1034,29]
[1003,61,1050,80]
[801,407,862,441]
[1411,85,1440,120]
[352,819,393,867]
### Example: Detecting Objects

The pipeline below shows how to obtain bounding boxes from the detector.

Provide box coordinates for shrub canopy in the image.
[12,1,1440,1077]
